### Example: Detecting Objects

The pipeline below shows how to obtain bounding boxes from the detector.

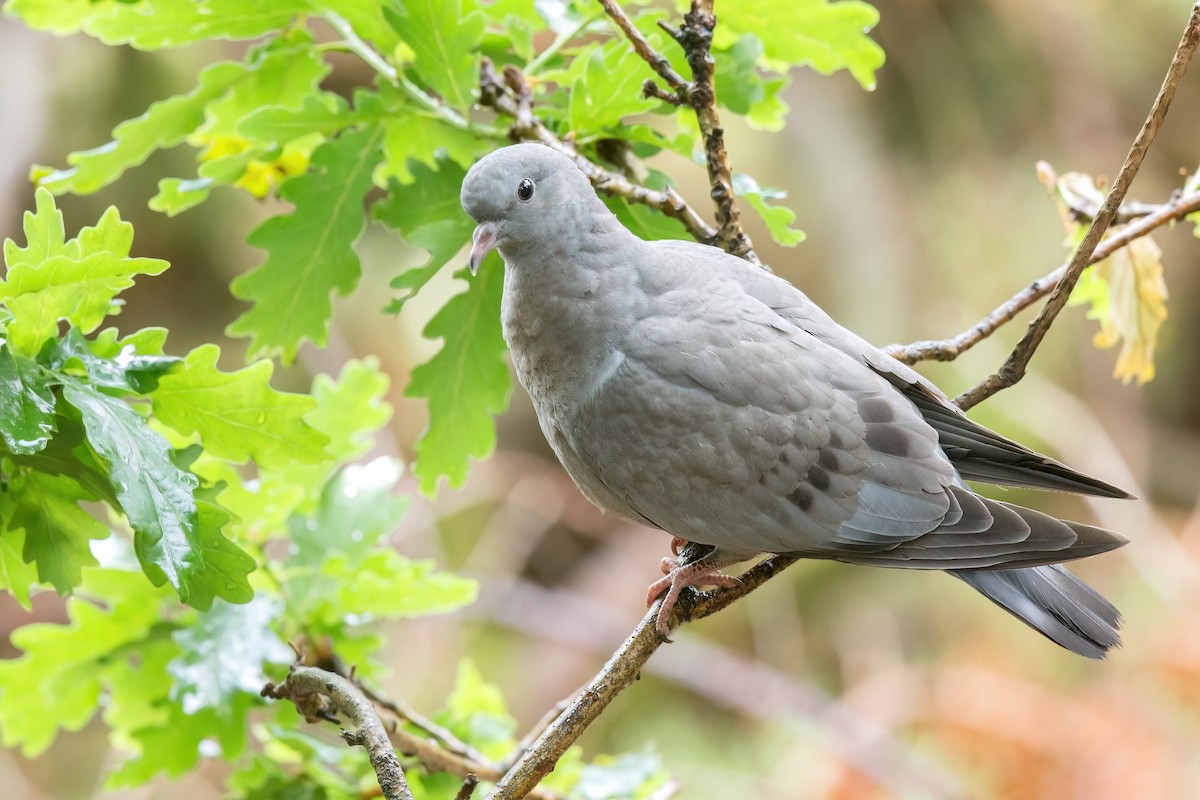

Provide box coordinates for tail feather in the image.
[950,564,1122,659]
[837,490,1129,570]
[903,386,1133,499]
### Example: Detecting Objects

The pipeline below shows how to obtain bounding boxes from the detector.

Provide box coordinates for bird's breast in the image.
[500,266,632,418]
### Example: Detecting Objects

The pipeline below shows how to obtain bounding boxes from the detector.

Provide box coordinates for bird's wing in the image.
[718,252,1131,499]
[566,267,963,557]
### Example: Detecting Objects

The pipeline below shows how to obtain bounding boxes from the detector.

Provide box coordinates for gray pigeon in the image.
[460,143,1131,658]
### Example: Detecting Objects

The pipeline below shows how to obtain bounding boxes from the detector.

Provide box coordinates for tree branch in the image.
[486,550,798,800]
[600,0,761,264]
[881,189,1200,366]
[597,0,688,92]
[263,665,414,800]
[951,2,1200,411]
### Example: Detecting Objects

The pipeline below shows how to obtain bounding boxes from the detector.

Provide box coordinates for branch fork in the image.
[600,0,761,264]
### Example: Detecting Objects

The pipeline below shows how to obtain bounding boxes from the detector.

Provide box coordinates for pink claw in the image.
[645,558,743,639]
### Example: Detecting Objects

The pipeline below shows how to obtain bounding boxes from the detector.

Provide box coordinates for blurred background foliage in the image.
[2,0,1200,798]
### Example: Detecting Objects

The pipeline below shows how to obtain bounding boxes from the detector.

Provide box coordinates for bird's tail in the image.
[949,564,1122,659]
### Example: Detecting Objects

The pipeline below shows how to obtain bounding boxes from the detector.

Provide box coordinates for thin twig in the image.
[263,666,414,800]
[486,553,798,800]
[882,190,1200,365]
[952,3,1200,411]
[323,12,501,139]
[478,58,717,244]
[597,0,688,91]
[455,775,482,800]
[599,0,761,263]
[1038,159,1168,223]
[358,679,493,767]
[383,718,563,800]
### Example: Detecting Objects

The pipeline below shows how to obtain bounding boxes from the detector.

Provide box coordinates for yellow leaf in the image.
[1089,233,1168,385]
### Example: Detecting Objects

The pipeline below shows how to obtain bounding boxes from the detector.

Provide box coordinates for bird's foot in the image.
[669,536,688,556]
[646,554,744,640]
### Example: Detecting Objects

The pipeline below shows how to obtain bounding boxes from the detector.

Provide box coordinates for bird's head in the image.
[460,143,607,274]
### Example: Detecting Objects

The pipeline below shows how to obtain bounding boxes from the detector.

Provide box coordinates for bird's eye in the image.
[516,178,535,202]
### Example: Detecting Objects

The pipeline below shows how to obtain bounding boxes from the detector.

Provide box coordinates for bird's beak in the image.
[469,221,501,276]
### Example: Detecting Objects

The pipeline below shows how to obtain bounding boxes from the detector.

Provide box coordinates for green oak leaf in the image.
[307,357,392,461]
[714,35,792,132]
[288,457,409,569]
[717,0,885,91]
[0,345,56,454]
[373,159,475,312]
[0,522,40,611]
[169,596,292,716]
[195,359,392,542]
[406,262,511,495]
[2,184,76,265]
[100,638,177,739]
[0,192,168,355]
[2,0,115,34]
[568,40,660,132]
[376,113,487,186]
[31,60,251,195]
[227,125,384,361]
[230,723,370,798]
[84,0,308,50]
[386,0,485,112]
[320,550,478,621]
[147,176,214,217]
[61,380,203,599]
[309,0,401,52]
[733,173,806,247]
[747,76,791,131]
[4,412,119,508]
[8,471,108,594]
[152,344,328,469]
[106,696,253,788]
[195,40,328,141]
[236,92,364,146]
[0,568,167,756]
[177,502,256,611]
[41,328,180,395]
[434,660,517,761]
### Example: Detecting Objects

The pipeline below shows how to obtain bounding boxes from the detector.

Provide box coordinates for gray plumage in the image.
[461,143,1130,658]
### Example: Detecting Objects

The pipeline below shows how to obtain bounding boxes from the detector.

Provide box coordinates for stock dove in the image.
[460,143,1130,658]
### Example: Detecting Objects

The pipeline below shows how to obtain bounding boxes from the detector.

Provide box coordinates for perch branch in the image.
[951,2,1200,410]
[263,665,414,800]
[486,552,798,800]
[478,59,717,244]
[882,189,1200,366]
[599,0,761,264]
